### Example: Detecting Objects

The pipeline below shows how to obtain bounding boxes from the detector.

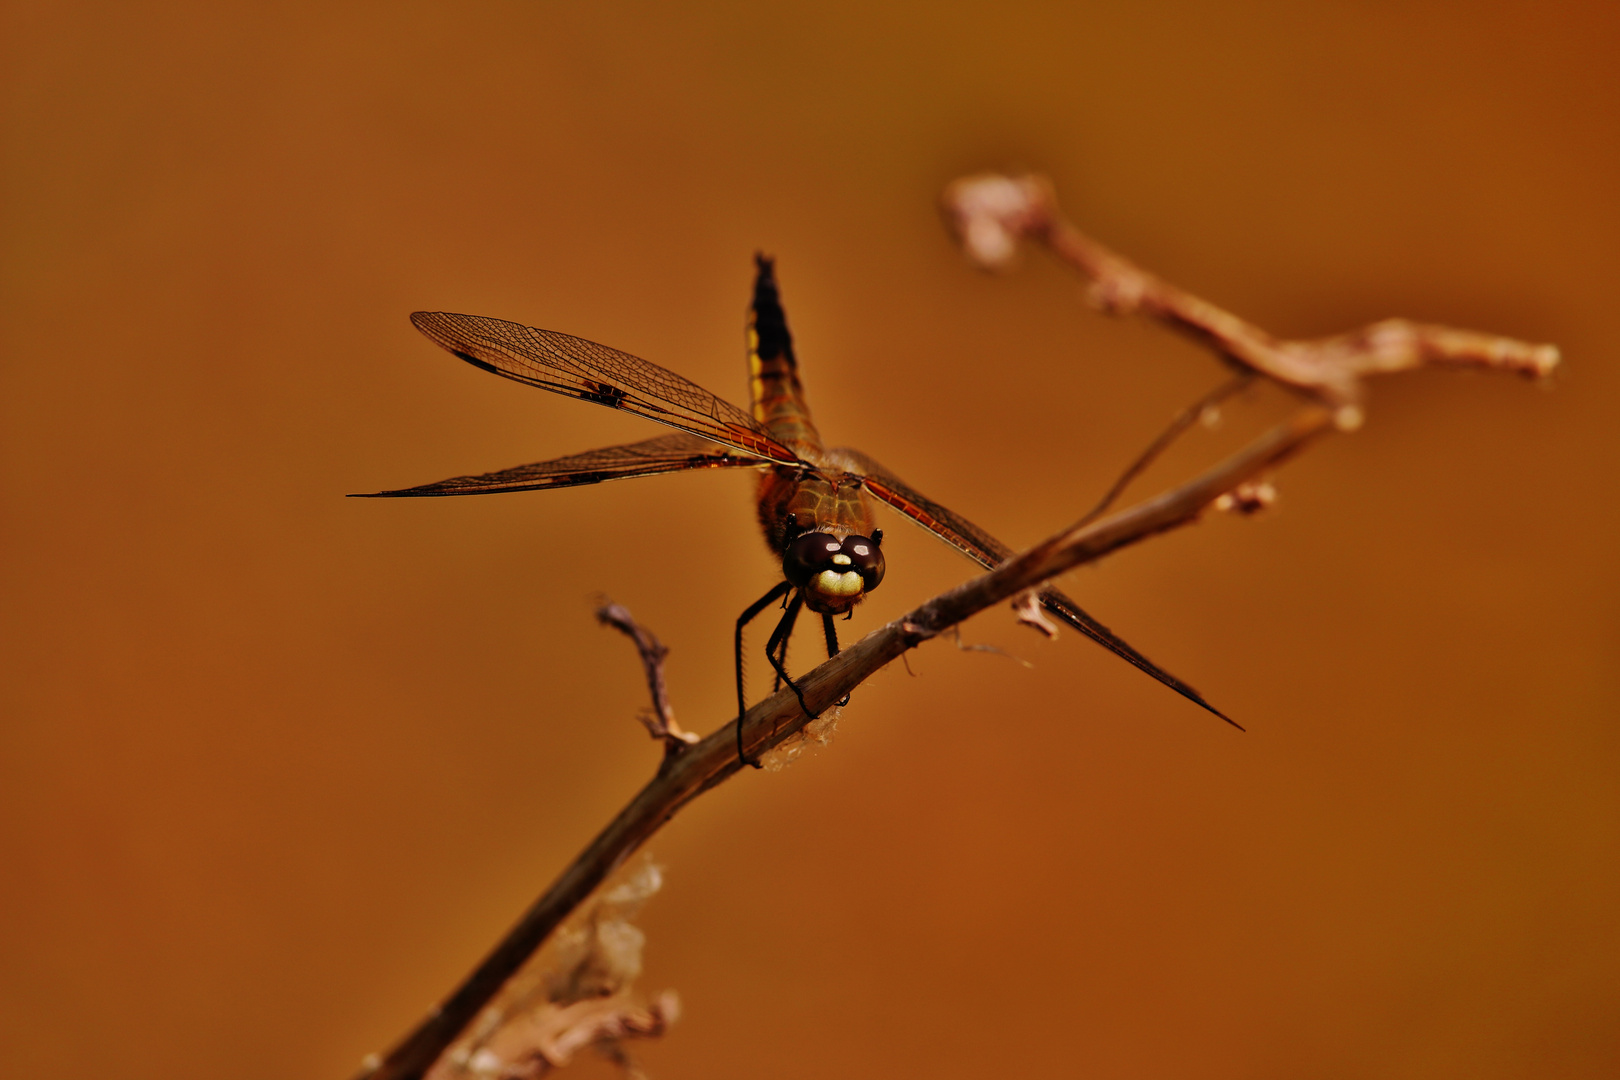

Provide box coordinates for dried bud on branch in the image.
[1214,481,1276,516]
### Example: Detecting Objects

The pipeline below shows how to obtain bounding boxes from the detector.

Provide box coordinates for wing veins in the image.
[410,312,802,466]
[838,448,1239,729]
[353,432,764,498]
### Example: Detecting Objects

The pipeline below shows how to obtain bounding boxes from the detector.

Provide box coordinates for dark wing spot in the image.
[580,380,628,408]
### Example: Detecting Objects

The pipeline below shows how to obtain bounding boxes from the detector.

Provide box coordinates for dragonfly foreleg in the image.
[772,600,799,693]
[822,613,851,708]
[764,592,814,721]
[735,580,792,767]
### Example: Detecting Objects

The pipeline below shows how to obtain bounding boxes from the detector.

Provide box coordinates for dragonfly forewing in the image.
[354,432,767,498]
[410,312,805,467]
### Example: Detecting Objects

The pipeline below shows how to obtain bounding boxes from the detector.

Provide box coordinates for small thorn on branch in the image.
[1213,480,1276,516]
[595,600,699,757]
[1011,589,1060,639]
[949,624,1034,667]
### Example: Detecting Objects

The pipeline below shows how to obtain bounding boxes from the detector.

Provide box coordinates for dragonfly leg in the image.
[823,613,851,707]
[772,590,791,693]
[764,592,814,721]
[736,580,792,767]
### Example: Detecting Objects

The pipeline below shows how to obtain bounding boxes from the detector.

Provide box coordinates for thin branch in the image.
[352,405,1334,1080]
[940,173,1560,425]
[1075,372,1253,528]
[595,600,699,758]
[353,176,1558,1080]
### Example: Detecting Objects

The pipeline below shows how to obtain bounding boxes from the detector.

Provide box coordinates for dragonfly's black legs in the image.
[821,612,841,658]
[822,613,851,707]
[763,592,811,720]
[772,607,788,694]
[736,580,792,767]
[773,568,796,696]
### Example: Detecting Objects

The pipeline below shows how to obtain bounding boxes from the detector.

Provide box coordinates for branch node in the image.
[1011,589,1061,639]
[899,619,936,645]
[1085,272,1149,315]
[1213,480,1277,516]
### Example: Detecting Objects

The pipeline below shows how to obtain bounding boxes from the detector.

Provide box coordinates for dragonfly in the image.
[357,256,1235,764]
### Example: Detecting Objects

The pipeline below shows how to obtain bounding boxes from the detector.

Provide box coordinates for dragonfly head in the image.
[783,530,886,615]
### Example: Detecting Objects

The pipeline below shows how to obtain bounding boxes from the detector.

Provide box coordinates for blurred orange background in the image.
[3,2,1616,1077]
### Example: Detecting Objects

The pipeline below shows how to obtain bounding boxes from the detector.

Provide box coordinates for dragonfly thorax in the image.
[782,530,886,615]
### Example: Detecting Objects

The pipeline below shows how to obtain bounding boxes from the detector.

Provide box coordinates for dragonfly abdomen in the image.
[748,255,823,454]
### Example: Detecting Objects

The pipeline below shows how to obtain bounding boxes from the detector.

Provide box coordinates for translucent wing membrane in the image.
[839,449,1239,729]
[375,307,1231,727]
[354,432,765,498]
[409,312,805,466]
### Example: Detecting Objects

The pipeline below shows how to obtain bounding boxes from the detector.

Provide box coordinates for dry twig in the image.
[353,175,1557,1080]
[1074,371,1253,528]
[940,172,1559,428]
[422,861,677,1080]
[595,600,699,758]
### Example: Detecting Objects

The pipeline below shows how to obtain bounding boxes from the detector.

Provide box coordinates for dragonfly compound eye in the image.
[841,535,886,591]
[782,531,885,607]
[783,531,846,589]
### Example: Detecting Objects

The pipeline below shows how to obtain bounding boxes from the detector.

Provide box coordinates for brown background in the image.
[3,2,1616,1077]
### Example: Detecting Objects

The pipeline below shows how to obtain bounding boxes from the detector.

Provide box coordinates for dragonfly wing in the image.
[410,311,804,466]
[354,432,765,497]
[838,448,1239,729]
